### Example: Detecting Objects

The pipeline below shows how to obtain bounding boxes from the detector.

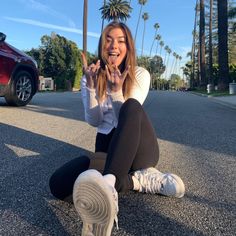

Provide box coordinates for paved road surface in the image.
[0,91,235,236]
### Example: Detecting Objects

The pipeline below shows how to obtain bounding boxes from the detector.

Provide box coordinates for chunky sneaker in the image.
[73,169,118,236]
[133,167,185,198]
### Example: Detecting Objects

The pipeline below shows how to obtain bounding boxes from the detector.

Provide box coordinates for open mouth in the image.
[108,52,120,65]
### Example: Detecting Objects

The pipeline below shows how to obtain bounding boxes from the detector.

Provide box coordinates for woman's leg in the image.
[49,155,90,200]
[49,131,114,200]
[103,98,159,192]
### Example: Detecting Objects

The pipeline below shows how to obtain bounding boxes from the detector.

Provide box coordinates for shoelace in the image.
[145,173,163,194]
[136,170,164,194]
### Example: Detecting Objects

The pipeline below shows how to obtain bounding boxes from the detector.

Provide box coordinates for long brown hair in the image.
[96,22,136,102]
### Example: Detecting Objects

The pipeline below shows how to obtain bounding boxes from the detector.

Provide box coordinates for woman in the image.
[49,21,185,236]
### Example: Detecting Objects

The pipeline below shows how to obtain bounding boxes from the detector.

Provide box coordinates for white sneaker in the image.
[133,167,185,198]
[73,169,118,236]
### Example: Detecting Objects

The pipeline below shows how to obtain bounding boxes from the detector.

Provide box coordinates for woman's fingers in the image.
[80,51,88,70]
[121,65,130,80]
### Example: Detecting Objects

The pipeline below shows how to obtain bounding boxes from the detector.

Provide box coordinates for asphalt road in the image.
[0,91,235,236]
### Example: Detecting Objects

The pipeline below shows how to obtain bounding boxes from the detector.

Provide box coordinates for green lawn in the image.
[193,88,234,97]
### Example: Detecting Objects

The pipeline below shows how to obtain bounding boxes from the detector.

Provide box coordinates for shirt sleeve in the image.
[129,67,150,105]
[81,75,103,127]
[108,66,150,119]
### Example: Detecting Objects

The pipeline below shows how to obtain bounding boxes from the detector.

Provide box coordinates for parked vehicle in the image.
[0,32,39,106]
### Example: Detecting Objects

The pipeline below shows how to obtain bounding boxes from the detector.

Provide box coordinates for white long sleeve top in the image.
[81,66,150,134]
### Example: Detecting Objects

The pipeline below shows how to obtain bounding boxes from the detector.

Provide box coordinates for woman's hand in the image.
[81,52,100,89]
[105,64,130,93]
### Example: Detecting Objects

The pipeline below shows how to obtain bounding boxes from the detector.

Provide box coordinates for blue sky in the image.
[1,0,196,76]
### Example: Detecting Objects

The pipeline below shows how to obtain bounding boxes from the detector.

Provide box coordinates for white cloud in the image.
[4,17,100,38]
[18,0,77,29]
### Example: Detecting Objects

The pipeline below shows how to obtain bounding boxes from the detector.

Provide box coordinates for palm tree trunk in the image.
[83,0,88,55]
[134,5,143,43]
[199,0,206,87]
[191,0,198,88]
[217,0,230,90]
[101,0,106,33]
[208,0,213,85]
[141,20,146,56]
[149,28,158,57]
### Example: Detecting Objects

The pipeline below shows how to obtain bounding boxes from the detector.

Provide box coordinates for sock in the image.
[132,175,140,191]
[103,174,116,187]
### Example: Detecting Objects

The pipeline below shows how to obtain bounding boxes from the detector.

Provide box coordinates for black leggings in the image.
[49,98,159,199]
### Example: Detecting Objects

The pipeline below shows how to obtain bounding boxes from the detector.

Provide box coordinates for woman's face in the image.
[104,27,127,67]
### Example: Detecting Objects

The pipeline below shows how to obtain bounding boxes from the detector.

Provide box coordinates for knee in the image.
[49,171,65,200]
[49,155,90,200]
[120,98,143,116]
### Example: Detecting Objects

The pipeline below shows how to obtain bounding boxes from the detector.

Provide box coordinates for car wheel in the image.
[5,70,34,106]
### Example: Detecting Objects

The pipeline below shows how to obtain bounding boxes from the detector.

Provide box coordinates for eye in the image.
[118,40,126,44]
[106,37,112,43]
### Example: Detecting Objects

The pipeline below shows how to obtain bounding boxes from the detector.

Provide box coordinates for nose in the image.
[110,39,118,49]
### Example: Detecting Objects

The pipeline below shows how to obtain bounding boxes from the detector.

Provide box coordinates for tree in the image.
[208,0,214,85]
[141,12,149,56]
[228,6,236,31]
[83,0,88,55]
[100,0,132,22]
[199,0,206,87]
[159,40,164,57]
[217,0,230,90]
[134,0,148,42]
[149,23,160,56]
[30,33,82,90]
[164,46,172,79]
[190,0,199,88]
[149,55,165,89]
[101,0,106,32]
[155,34,161,55]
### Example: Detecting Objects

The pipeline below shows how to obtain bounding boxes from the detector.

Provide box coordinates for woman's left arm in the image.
[129,67,151,105]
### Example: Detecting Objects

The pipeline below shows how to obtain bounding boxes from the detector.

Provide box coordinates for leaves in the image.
[100,0,132,22]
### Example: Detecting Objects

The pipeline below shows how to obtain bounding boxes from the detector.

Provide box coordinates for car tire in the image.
[5,70,34,106]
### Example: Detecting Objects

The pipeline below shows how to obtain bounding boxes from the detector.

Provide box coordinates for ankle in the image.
[103,174,116,187]
[132,175,140,191]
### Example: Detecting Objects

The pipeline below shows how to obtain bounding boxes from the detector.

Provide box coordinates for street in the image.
[0,91,235,236]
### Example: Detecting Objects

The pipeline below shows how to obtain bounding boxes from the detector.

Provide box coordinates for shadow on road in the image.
[0,122,90,235]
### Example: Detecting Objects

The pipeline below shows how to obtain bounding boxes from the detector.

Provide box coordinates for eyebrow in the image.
[106,34,126,40]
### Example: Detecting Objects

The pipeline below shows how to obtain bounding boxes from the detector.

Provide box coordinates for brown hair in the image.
[96,21,136,102]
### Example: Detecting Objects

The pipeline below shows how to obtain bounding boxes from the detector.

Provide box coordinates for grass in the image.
[192,88,234,97]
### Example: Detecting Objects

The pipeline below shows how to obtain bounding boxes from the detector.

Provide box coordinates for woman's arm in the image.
[129,67,151,105]
[81,76,103,127]
[108,67,150,120]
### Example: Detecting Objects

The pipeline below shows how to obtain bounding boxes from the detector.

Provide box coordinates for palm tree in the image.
[191,0,199,88]
[217,0,230,90]
[155,34,161,55]
[134,0,148,43]
[101,0,106,32]
[208,0,213,85]
[199,0,206,87]
[149,23,160,56]
[170,52,177,76]
[100,0,132,22]
[83,0,88,55]
[163,45,169,66]
[159,40,164,57]
[164,47,172,79]
[228,6,236,31]
[178,56,182,76]
[141,12,148,56]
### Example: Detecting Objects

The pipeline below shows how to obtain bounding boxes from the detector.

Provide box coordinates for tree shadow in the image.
[0,123,91,235]
[115,191,206,236]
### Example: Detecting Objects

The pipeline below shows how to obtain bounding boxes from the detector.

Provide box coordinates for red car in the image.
[0,32,39,106]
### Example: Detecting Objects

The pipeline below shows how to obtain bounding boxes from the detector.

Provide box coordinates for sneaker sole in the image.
[73,171,116,236]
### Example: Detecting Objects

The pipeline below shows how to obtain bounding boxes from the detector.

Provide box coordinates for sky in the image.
[1,0,196,77]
